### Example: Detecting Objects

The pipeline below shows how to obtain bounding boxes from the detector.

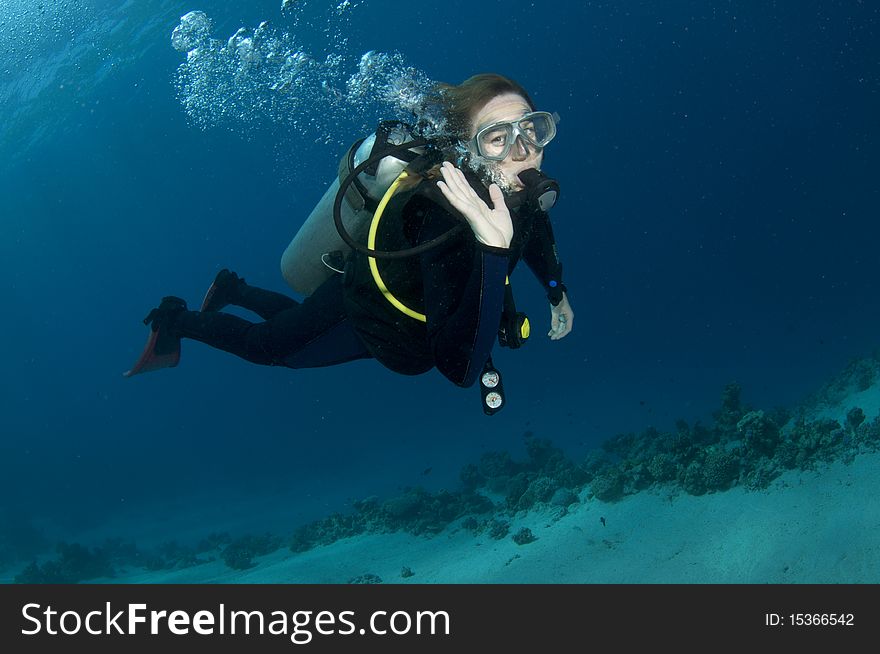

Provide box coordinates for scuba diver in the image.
[125,74,574,414]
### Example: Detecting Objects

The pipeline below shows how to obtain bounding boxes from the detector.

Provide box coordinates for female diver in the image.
[125,74,574,410]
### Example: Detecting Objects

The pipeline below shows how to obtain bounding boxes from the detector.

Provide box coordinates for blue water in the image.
[1,0,877,574]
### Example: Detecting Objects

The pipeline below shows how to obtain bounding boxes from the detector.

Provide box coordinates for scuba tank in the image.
[280,121,424,296]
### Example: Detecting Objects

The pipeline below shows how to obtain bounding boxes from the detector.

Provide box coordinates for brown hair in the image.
[435,73,537,139]
[398,73,536,189]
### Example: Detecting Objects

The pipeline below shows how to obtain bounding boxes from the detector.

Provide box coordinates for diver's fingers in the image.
[548,315,560,339]
[439,163,512,248]
[438,171,489,221]
[548,311,572,340]
[441,162,483,203]
[437,180,476,216]
[438,162,464,195]
[488,183,505,210]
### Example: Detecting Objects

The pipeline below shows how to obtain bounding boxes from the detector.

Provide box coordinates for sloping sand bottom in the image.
[101,448,880,584]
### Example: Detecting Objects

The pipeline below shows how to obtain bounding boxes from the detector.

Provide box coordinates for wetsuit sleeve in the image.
[522,211,567,306]
[416,205,509,388]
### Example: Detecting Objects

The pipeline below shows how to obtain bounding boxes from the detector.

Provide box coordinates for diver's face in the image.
[469,92,544,190]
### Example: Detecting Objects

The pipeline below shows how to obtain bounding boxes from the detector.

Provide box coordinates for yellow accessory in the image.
[520,316,531,339]
[367,171,427,322]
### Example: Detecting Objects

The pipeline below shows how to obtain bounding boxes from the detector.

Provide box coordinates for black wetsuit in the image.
[174,175,564,388]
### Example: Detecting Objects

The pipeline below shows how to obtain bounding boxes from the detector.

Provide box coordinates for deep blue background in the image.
[1,0,877,544]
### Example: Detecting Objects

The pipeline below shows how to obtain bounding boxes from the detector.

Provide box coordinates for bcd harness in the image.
[331,121,549,415]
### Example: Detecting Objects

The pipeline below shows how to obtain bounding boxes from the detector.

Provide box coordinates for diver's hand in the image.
[437,161,513,249]
[548,292,574,340]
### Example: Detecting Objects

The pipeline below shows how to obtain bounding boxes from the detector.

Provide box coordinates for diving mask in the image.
[472,111,558,161]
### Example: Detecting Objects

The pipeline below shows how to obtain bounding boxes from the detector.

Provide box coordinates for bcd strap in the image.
[338,121,423,214]
[337,138,375,212]
[366,121,420,175]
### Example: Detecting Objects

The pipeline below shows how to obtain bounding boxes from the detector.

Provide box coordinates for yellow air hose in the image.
[367,171,520,334]
[367,171,427,322]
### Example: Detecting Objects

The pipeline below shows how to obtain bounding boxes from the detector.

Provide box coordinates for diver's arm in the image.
[522,211,574,339]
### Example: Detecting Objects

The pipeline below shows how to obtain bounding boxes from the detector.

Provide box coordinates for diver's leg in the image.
[235,282,299,320]
[201,269,299,319]
[177,276,370,367]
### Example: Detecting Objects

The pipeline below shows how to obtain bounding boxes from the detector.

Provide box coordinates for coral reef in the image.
[590,469,625,502]
[574,366,880,498]
[803,352,880,408]
[221,533,283,570]
[512,528,537,545]
[15,541,119,583]
[280,362,880,558]
[288,437,592,554]
[846,407,866,433]
[290,487,495,553]
[487,519,510,539]
[12,353,879,582]
[459,516,510,539]
[475,438,591,511]
[12,531,281,583]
